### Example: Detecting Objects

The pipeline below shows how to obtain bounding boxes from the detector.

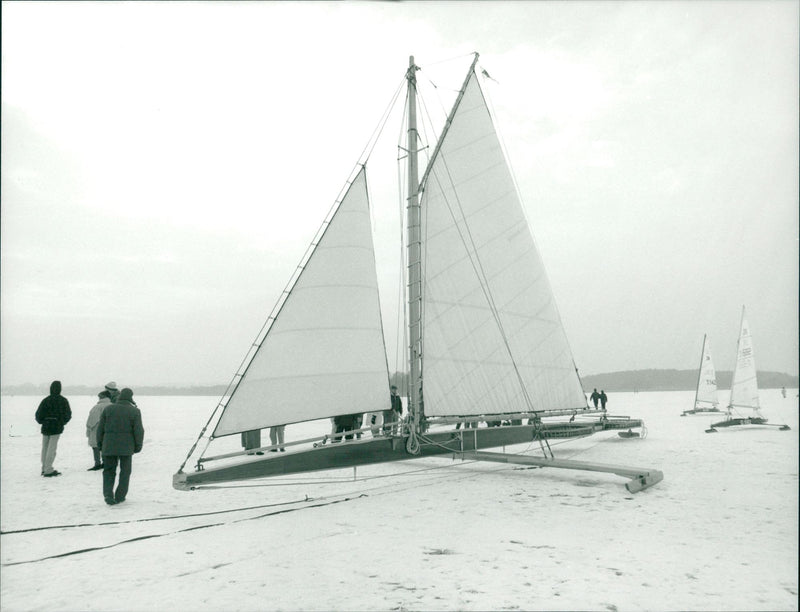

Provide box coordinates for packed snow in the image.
[1,390,797,611]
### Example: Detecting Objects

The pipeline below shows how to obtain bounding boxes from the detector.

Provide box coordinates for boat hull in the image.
[681,408,722,416]
[174,420,638,490]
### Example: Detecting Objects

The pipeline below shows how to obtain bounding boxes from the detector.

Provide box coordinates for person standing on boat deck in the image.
[590,388,600,408]
[366,411,383,437]
[269,425,285,452]
[35,380,72,477]
[97,387,144,505]
[241,429,263,455]
[332,413,359,441]
[383,386,402,435]
[352,413,364,439]
[600,390,608,410]
[86,388,114,470]
[332,414,348,442]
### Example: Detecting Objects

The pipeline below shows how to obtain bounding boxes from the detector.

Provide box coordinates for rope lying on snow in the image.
[2,431,605,536]
[0,496,314,535]
[2,430,614,567]
[1,452,514,535]
[1,494,368,567]
[2,450,541,566]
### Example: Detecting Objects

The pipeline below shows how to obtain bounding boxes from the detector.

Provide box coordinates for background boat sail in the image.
[682,334,721,415]
[706,307,790,432]
[174,54,662,492]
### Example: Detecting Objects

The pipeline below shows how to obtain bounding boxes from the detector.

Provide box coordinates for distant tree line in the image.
[2,369,797,396]
[389,369,798,393]
[580,369,799,392]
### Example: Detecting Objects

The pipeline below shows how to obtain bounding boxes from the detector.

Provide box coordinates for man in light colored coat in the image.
[97,387,144,505]
[85,389,113,470]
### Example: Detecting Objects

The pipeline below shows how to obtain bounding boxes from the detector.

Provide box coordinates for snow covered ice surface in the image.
[1,390,797,611]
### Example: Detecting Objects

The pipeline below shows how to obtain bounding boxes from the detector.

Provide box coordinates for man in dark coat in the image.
[97,387,144,505]
[35,380,72,477]
[383,385,403,436]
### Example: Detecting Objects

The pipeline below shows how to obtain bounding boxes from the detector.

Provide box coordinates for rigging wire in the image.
[417,53,542,417]
[420,54,533,418]
[478,62,587,398]
[421,114,538,415]
[416,59,588,419]
[176,75,408,473]
[394,88,410,381]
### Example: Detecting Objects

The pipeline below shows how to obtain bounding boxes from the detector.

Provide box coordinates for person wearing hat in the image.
[85,388,115,470]
[96,387,144,505]
[104,381,120,403]
[35,380,72,477]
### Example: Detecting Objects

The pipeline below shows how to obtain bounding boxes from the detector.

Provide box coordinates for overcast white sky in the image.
[2,1,798,387]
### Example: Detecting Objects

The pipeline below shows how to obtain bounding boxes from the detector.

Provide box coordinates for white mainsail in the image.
[213,167,389,436]
[419,69,587,418]
[728,306,760,412]
[694,335,719,409]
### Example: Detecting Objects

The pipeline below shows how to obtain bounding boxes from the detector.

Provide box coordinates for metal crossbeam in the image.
[462,451,664,493]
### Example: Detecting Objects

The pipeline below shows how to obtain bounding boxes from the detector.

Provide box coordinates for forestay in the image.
[213,168,389,436]
[419,69,586,418]
[729,307,759,411]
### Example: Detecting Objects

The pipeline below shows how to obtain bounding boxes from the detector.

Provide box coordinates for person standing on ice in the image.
[97,387,144,505]
[35,380,72,477]
[590,388,600,408]
[600,390,608,410]
[86,387,115,470]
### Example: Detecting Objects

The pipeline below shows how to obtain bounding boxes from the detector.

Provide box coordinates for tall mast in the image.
[406,56,423,431]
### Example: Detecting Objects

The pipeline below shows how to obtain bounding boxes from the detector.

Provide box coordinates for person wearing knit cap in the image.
[96,387,144,505]
[35,380,72,477]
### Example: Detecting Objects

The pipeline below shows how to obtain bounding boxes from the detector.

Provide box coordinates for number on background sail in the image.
[695,336,719,408]
[420,70,586,417]
[729,310,759,411]
[213,168,389,436]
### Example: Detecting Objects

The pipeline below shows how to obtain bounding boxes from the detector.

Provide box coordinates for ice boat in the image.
[706,307,790,432]
[682,334,722,416]
[173,54,662,493]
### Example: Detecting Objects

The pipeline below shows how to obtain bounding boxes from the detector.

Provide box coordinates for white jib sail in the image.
[420,69,587,418]
[695,335,719,408]
[728,307,759,411]
[213,168,390,436]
